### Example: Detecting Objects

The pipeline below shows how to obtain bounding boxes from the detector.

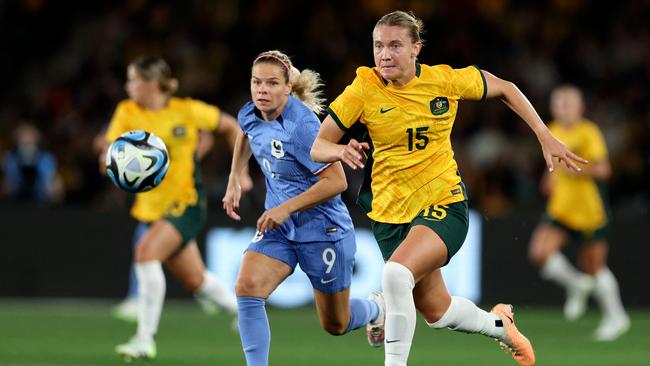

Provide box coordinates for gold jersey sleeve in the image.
[547,119,609,231]
[104,97,220,222]
[189,98,221,130]
[105,101,132,143]
[444,65,487,101]
[329,64,485,223]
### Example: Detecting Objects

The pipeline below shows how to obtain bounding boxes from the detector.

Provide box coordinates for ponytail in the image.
[290,67,325,115]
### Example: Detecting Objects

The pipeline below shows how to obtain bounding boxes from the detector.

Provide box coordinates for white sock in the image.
[195,271,238,314]
[135,261,166,340]
[382,262,416,366]
[541,252,593,289]
[427,296,505,339]
[594,267,627,320]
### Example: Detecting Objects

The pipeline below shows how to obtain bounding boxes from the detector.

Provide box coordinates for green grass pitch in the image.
[0,300,648,365]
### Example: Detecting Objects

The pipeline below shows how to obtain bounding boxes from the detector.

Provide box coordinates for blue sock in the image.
[128,222,148,298]
[127,264,138,298]
[238,297,270,366]
[344,298,380,334]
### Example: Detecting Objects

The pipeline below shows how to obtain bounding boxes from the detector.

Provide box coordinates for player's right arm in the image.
[311,69,369,169]
[216,111,253,192]
[98,101,130,175]
[223,128,252,221]
[311,116,368,170]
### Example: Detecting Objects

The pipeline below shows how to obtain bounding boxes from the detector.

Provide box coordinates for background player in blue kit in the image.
[222,50,385,366]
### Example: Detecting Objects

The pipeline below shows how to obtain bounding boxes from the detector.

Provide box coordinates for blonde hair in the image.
[130,56,179,96]
[253,50,326,114]
[375,10,426,45]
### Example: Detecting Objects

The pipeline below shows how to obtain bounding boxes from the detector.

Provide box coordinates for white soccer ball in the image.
[105,130,170,193]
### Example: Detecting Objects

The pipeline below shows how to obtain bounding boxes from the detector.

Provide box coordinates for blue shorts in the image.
[246,229,356,294]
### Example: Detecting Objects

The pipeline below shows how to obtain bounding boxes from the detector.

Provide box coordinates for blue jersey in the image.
[238,96,353,242]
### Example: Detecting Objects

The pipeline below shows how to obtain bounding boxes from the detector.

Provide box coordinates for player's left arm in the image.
[481,70,588,172]
[257,162,347,233]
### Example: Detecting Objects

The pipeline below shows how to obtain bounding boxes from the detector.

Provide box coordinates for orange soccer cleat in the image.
[490,304,536,366]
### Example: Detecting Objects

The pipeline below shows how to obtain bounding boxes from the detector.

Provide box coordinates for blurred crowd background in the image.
[0,0,648,219]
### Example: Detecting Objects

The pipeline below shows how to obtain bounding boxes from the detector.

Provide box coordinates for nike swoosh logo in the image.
[320,277,337,284]
[380,107,396,113]
[386,339,400,343]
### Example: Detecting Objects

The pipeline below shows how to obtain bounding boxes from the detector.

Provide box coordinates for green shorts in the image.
[542,213,608,243]
[370,200,469,265]
[163,185,207,245]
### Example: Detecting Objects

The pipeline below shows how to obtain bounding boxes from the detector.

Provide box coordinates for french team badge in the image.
[271,139,285,158]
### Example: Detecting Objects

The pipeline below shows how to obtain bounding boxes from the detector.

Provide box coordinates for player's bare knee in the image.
[418,306,447,325]
[235,275,265,297]
[321,320,347,336]
[183,273,204,292]
[528,246,548,268]
[578,260,602,276]
[134,246,148,263]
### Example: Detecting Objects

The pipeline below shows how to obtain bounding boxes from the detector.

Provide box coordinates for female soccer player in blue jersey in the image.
[222,50,384,366]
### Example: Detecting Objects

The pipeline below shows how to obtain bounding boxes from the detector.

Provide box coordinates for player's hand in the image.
[538,130,587,172]
[257,205,290,234]
[338,139,369,170]
[222,177,242,221]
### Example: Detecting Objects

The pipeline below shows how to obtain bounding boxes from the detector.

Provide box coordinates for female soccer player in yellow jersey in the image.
[528,85,629,341]
[103,57,247,361]
[312,10,586,366]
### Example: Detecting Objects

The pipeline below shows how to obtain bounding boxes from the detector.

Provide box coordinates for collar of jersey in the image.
[253,96,293,125]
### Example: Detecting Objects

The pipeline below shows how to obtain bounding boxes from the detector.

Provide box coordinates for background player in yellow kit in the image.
[311,10,586,366]
[528,85,629,341]
[103,57,245,360]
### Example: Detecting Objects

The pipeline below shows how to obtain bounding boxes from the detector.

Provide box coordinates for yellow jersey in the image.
[106,97,221,222]
[547,119,609,231]
[328,63,486,223]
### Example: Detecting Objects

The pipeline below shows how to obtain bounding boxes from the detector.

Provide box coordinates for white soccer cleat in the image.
[564,275,595,321]
[593,314,630,341]
[366,291,385,348]
[195,294,221,316]
[111,297,138,323]
[115,336,157,361]
[231,314,240,333]
[194,293,239,333]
